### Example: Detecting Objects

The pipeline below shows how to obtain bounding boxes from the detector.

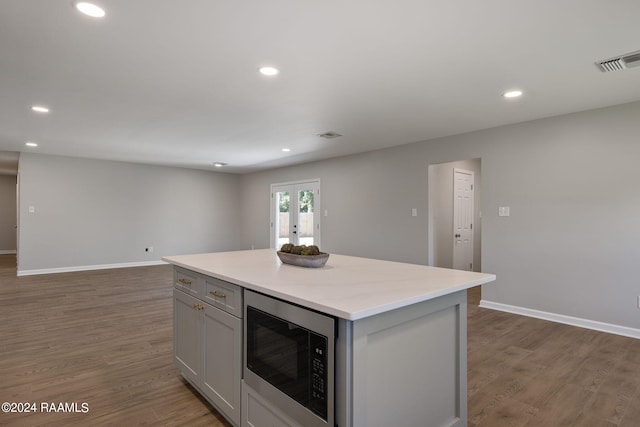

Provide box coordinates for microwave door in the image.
[247,308,310,407]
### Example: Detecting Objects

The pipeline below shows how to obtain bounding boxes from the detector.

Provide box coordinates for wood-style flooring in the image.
[467,286,640,427]
[0,255,231,427]
[1,254,639,426]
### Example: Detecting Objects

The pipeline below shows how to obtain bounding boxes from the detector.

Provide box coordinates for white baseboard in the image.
[479,300,640,340]
[0,250,17,255]
[17,260,168,277]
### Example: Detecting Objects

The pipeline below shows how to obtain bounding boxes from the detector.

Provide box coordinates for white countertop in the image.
[163,249,496,320]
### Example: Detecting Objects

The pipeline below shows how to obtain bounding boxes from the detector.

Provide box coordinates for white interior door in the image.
[271,180,320,248]
[453,169,474,271]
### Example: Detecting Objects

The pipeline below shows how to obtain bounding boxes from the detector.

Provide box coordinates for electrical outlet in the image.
[145,246,154,253]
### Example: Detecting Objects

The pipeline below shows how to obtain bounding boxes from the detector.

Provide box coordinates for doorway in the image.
[270,180,321,249]
[428,159,481,272]
[0,151,19,264]
[0,174,18,257]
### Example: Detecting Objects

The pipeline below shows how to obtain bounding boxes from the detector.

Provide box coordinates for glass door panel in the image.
[297,188,315,246]
[275,190,291,248]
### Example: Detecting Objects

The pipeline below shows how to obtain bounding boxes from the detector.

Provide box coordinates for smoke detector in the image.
[596,50,640,72]
[317,131,343,139]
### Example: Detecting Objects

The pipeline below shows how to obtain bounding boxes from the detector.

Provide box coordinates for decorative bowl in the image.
[277,251,330,268]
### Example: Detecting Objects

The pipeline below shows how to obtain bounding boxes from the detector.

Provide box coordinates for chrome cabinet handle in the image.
[209,290,226,299]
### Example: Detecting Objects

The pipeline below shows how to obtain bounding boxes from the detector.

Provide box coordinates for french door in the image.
[271,180,320,249]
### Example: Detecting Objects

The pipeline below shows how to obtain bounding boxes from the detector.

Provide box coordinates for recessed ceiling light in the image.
[213,162,227,168]
[74,2,106,18]
[503,90,523,98]
[281,148,291,152]
[259,66,279,76]
[31,105,50,113]
[25,142,38,147]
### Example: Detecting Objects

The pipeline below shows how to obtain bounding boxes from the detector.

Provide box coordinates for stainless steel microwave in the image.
[244,290,336,427]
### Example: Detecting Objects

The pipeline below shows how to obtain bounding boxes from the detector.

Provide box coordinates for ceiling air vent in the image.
[596,50,640,72]
[317,131,343,139]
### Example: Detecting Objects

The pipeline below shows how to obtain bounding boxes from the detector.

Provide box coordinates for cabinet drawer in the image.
[174,267,203,297]
[204,276,243,317]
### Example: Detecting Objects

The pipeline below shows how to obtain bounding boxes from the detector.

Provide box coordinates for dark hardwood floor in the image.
[466,286,640,427]
[0,254,231,427]
[1,254,639,426]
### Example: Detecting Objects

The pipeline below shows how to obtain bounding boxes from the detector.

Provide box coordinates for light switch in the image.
[411,208,418,217]
[498,206,510,217]
[28,205,35,214]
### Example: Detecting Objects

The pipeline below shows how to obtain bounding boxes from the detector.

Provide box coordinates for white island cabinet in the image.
[164,249,496,427]
[173,267,242,426]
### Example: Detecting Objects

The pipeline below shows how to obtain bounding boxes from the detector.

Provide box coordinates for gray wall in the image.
[240,148,433,265]
[18,153,242,272]
[429,158,481,271]
[239,100,640,330]
[0,174,17,252]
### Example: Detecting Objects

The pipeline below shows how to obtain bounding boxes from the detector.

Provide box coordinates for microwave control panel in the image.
[309,332,328,419]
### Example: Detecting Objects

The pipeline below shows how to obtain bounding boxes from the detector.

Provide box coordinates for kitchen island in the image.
[163,249,495,427]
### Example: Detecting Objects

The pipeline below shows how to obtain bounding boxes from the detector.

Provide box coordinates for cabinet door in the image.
[174,289,202,385]
[242,381,300,427]
[202,304,242,426]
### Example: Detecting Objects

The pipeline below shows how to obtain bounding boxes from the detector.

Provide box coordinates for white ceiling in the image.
[2,0,640,174]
